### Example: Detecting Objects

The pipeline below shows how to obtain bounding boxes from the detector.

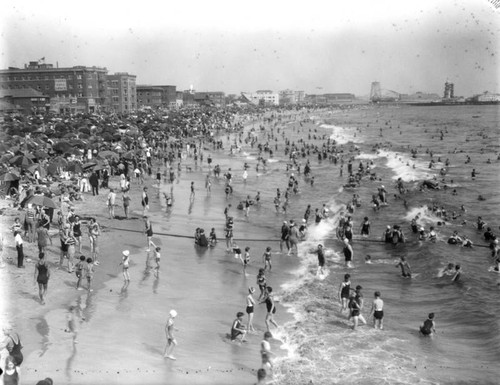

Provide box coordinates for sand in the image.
[0,112,313,385]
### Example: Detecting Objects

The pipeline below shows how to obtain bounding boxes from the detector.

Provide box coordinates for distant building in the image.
[137,86,163,108]
[181,91,226,108]
[175,91,184,108]
[0,60,137,114]
[196,92,226,108]
[0,60,108,113]
[470,91,500,103]
[399,92,441,103]
[0,88,49,114]
[279,89,305,105]
[241,90,279,106]
[137,85,177,109]
[107,73,136,114]
[305,93,355,105]
[443,82,454,99]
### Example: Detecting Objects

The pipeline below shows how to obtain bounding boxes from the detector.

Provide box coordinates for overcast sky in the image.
[1,0,499,96]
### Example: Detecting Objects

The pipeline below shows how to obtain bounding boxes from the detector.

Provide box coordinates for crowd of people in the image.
[0,102,498,384]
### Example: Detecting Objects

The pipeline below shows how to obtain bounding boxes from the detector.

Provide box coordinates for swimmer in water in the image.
[451,264,461,282]
[438,263,455,277]
[447,231,462,245]
[420,312,436,336]
[396,256,412,278]
[365,255,372,264]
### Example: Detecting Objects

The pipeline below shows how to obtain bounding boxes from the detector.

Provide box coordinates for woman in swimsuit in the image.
[34,252,50,305]
[260,286,279,331]
[72,215,82,253]
[1,327,23,368]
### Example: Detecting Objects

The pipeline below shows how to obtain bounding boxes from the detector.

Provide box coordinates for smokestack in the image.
[57,61,59,68]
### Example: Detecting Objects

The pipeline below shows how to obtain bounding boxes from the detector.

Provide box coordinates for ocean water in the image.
[200,105,500,384]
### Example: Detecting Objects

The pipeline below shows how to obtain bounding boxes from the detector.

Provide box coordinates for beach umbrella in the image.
[25,195,58,209]
[83,162,97,170]
[0,153,14,163]
[27,164,41,174]
[50,156,68,168]
[64,147,83,156]
[101,132,114,142]
[46,164,59,176]
[70,139,87,148]
[0,172,20,182]
[63,133,78,139]
[53,141,73,154]
[9,155,34,168]
[78,127,91,135]
[32,184,51,194]
[98,150,119,160]
[66,163,83,174]
[22,151,36,160]
[34,150,49,159]
[121,151,135,160]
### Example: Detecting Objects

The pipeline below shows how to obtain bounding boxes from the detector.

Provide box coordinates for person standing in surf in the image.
[260,331,274,372]
[396,256,412,278]
[338,274,351,313]
[260,286,278,331]
[369,291,384,329]
[164,309,178,360]
[343,238,354,267]
[314,244,326,276]
[246,287,257,332]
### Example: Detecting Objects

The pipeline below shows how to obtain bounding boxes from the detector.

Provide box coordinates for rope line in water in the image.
[351,236,490,248]
[105,225,280,242]
[104,226,491,248]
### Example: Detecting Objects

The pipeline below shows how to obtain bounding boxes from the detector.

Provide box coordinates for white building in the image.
[474,92,500,102]
[241,90,280,106]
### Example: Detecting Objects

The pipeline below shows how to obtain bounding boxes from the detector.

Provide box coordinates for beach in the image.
[1,104,499,385]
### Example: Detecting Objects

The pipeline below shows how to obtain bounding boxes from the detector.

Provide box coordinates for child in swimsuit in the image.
[262,246,272,271]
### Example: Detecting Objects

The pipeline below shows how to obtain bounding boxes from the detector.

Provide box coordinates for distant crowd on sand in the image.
[1,103,499,384]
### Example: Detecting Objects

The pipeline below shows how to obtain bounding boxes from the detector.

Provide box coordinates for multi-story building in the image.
[137,85,177,108]
[180,90,226,108]
[0,60,108,113]
[279,89,306,105]
[137,86,163,108]
[107,73,136,114]
[194,92,226,108]
[0,60,137,114]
